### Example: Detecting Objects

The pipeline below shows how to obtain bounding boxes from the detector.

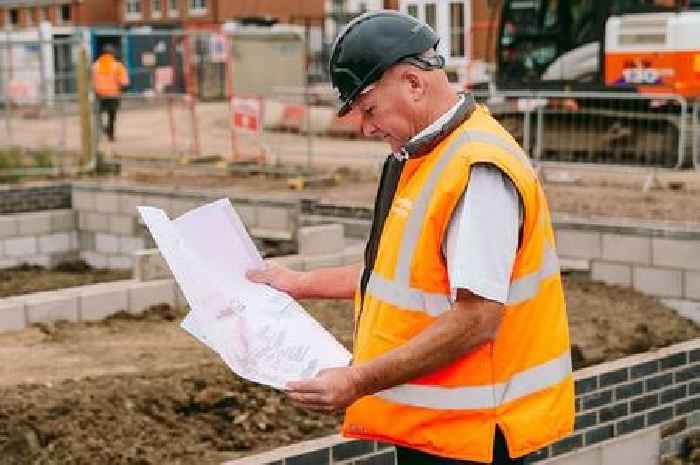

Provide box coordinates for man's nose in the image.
[361,119,377,138]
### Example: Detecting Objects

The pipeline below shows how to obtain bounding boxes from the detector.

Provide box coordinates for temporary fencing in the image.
[0,33,88,175]
[693,101,699,172]
[472,90,695,170]
[3,27,697,176]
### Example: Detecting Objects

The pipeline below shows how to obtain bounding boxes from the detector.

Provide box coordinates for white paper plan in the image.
[138,199,351,390]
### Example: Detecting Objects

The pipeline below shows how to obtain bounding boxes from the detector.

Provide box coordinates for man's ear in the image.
[403,69,427,101]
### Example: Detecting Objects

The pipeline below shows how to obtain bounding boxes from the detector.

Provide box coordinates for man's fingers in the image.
[286,379,323,392]
[246,269,270,283]
[288,391,326,404]
[289,398,335,412]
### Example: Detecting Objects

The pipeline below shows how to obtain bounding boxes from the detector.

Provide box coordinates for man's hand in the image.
[246,264,308,299]
[286,367,365,412]
[247,263,362,300]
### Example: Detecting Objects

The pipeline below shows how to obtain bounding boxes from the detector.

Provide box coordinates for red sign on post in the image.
[230,96,263,134]
[154,66,174,93]
[7,80,38,103]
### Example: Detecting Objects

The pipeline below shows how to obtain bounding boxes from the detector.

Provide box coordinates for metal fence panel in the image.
[473,90,691,170]
[0,34,85,175]
[693,101,699,172]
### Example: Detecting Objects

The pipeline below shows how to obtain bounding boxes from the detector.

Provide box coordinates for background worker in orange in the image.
[92,44,129,142]
[248,10,574,465]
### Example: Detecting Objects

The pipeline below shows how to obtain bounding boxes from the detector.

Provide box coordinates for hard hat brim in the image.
[337,99,353,118]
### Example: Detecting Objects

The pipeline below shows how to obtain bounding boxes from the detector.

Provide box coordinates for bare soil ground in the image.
[115,163,700,223]
[0,262,131,299]
[0,274,698,465]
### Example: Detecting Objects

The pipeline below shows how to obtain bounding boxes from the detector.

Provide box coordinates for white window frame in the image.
[448,2,466,58]
[188,0,207,16]
[168,0,179,17]
[9,8,19,26]
[152,0,163,18]
[399,0,470,66]
[125,0,142,21]
[346,0,382,12]
[59,4,72,24]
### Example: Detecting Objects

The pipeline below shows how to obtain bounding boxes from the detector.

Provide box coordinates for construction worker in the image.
[92,44,129,142]
[248,10,574,465]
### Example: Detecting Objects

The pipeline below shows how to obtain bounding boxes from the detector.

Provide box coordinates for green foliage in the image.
[0,147,23,170]
[0,147,54,170]
[31,149,54,168]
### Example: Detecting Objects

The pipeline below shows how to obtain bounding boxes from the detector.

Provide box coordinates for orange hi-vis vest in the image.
[93,55,129,97]
[343,105,574,462]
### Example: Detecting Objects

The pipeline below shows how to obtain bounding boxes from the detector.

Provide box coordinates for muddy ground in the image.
[0,274,698,465]
[120,165,700,223]
[0,262,131,299]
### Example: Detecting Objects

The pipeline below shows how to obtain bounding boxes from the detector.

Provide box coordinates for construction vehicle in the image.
[485,0,700,167]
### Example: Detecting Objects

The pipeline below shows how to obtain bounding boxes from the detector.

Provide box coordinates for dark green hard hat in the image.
[329,10,441,117]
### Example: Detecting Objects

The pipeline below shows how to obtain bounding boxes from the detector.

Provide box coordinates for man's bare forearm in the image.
[350,292,503,396]
[297,263,362,300]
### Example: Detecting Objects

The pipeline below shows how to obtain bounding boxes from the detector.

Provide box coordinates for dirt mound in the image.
[0,278,697,464]
[106,303,186,323]
[0,262,131,298]
[563,272,700,369]
[0,364,340,465]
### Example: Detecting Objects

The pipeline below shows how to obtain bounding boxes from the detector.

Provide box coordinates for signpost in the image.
[229,95,265,162]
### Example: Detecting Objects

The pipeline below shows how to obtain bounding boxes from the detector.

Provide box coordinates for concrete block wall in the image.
[302,203,700,303]
[554,215,700,302]
[0,209,78,268]
[221,340,700,465]
[298,223,345,256]
[0,183,71,214]
[131,234,365,283]
[0,279,178,332]
[72,182,301,270]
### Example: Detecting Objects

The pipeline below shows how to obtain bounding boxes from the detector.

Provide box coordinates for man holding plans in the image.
[247,10,573,465]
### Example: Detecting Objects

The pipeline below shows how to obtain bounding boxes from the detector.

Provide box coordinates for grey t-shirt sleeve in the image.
[443,164,523,304]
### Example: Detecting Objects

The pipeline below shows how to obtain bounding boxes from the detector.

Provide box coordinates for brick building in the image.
[114,0,326,29]
[0,0,118,29]
[345,0,499,82]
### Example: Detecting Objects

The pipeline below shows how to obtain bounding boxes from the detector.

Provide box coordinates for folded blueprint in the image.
[138,199,351,389]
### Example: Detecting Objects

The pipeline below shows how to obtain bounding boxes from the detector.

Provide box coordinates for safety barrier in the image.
[6,28,695,175]
[0,34,88,175]
[472,90,693,170]
[693,101,699,172]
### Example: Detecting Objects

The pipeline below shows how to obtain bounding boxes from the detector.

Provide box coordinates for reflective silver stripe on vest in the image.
[375,350,572,410]
[506,244,560,306]
[367,272,451,316]
[394,129,533,284]
[365,129,556,316]
[367,244,558,314]
[459,129,534,172]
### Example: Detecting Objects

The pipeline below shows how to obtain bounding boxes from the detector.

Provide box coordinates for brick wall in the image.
[544,340,699,463]
[0,183,71,215]
[218,0,325,23]
[222,340,700,465]
[78,0,119,26]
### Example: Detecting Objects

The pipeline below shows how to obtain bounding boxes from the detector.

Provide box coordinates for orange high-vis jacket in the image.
[92,54,129,97]
[343,105,574,462]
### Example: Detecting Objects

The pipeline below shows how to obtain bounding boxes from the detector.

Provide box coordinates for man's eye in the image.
[365,106,375,117]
